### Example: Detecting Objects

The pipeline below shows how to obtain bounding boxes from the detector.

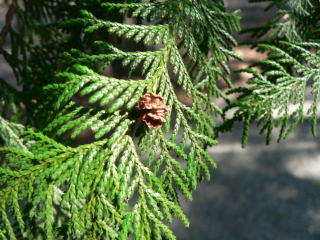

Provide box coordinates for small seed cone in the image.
[137,93,169,128]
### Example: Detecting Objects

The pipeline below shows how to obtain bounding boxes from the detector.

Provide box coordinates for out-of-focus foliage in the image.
[222,0,320,146]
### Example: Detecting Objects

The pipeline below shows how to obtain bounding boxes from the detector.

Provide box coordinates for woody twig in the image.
[0,0,17,53]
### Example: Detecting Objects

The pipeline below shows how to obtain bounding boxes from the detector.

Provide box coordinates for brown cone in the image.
[137,93,169,128]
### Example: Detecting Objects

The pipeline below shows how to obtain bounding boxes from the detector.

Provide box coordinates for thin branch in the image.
[0,0,18,53]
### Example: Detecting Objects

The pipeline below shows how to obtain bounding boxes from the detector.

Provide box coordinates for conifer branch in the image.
[222,0,320,146]
[223,41,320,146]
[4,0,318,239]
[0,1,239,238]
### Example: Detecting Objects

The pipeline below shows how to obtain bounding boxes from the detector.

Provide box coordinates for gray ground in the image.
[172,123,320,240]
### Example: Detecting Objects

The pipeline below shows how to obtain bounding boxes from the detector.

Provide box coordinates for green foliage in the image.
[0,125,189,239]
[0,80,21,121]
[247,0,320,40]
[1,0,319,238]
[222,0,320,146]
[0,0,239,239]
[224,41,320,146]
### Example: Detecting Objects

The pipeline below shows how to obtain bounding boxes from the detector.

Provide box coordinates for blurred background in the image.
[1,1,320,239]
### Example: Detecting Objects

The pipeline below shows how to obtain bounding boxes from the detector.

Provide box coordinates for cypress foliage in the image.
[0,1,240,239]
[0,0,319,239]
[222,0,320,146]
